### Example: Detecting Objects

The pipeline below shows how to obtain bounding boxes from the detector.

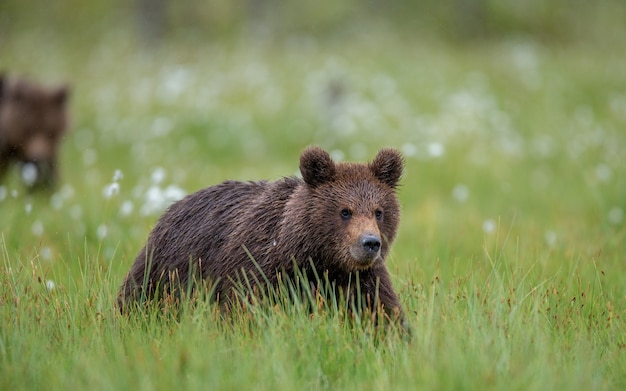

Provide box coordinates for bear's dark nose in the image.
[361,235,381,254]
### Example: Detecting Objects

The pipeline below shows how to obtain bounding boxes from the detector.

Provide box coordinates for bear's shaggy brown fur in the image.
[0,75,70,190]
[118,146,406,324]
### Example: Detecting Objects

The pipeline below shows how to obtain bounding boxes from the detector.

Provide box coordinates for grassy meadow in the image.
[1,15,626,391]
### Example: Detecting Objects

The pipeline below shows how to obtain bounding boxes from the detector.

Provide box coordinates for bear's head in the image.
[0,76,70,188]
[298,146,403,272]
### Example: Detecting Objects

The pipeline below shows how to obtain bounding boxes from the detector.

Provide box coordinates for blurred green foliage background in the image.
[2,0,625,46]
[1,2,626,390]
[1,0,625,295]
[1,0,625,296]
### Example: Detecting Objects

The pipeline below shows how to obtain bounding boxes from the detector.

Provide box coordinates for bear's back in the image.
[142,177,302,275]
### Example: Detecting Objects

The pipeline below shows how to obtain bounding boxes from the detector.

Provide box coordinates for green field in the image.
[1,6,626,390]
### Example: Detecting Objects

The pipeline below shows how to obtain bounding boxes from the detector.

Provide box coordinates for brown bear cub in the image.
[118,146,406,326]
[0,75,70,190]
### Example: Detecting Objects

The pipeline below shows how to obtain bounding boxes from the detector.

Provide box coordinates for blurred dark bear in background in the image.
[0,74,70,191]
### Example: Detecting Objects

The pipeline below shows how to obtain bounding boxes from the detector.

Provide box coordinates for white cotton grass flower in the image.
[21,163,39,187]
[544,230,557,247]
[50,193,64,210]
[103,169,124,198]
[140,185,186,216]
[83,148,97,166]
[401,142,417,158]
[330,150,345,163]
[46,280,55,291]
[112,169,124,182]
[40,246,53,261]
[120,200,134,216]
[142,186,164,215]
[452,184,469,203]
[102,182,120,198]
[482,219,497,234]
[594,164,612,183]
[150,117,174,137]
[32,220,44,237]
[97,224,108,240]
[164,185,186,201]
[70,205,83,220]
[608,207,623,225]
[51,184,74,210]
[151,167,166,184]
[25,203,32,214]
[427,142,445,158]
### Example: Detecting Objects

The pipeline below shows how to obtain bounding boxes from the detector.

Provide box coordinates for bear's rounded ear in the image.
[300,146,336,187]
[370,148,404,189]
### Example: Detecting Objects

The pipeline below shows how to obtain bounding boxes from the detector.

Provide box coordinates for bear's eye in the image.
[340,208,352,220]
[375,209,383,221]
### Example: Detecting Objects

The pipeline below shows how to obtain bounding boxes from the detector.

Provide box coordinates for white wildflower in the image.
[102,182,120,198]
[595,164,612,183]
[120,200,134,216]
[151,167,166,184]
[21,163,38,187]
[112,169,124,182]
[40,246,53,260]
[401,143,417,157]
[608,207,623,225]
[427,142,445,158]
[452,184,469,203]
[97,224,108,240]
[482,219,496,234]
[544,230,557,247]
[32,220,44,237]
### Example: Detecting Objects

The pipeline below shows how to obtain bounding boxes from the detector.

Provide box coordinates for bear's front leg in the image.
[358,265,410,334]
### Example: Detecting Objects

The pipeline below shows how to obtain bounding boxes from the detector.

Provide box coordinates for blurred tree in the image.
[453,0,489,39]
[246,0,269,35]
[0,0,624,47]
[136,0,167,46]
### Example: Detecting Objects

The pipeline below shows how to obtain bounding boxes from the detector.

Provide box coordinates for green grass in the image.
[1,30,625,390]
